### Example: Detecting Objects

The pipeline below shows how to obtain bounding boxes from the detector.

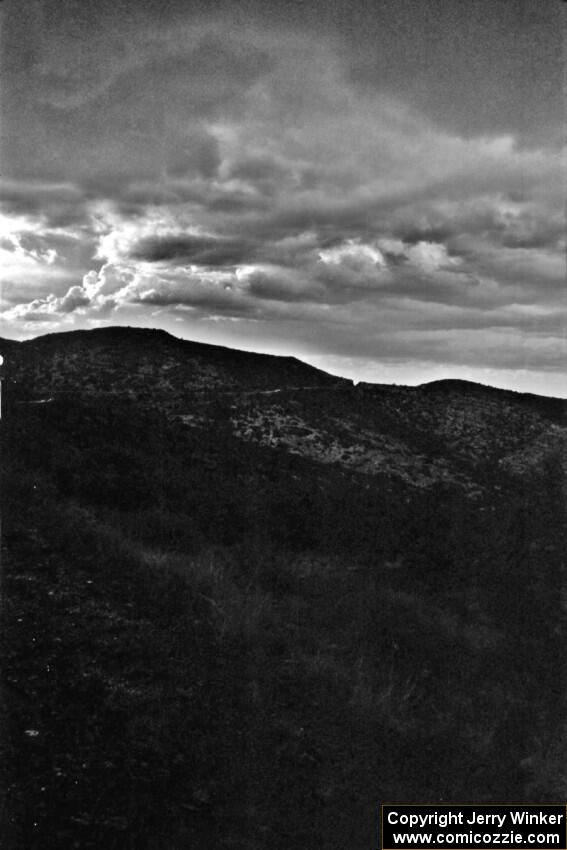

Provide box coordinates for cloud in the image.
[82,264,136,299]
[3,287,90,322]
[318,240,385,269]
[404,242,460,272]
[246,268,326,303]
[129,233,256,266]
[135,276,259,318]
[1,10,564,389]
[165,129,221,180]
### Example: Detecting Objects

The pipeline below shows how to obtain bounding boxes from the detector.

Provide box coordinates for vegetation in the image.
[0,330,565,848]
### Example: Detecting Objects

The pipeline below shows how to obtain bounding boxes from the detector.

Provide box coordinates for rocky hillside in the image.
[1,326,565,495]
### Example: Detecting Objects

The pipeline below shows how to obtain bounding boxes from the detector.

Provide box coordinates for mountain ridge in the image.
[0,325,565,402]
[5,326,344,382]
[1,326,565,496]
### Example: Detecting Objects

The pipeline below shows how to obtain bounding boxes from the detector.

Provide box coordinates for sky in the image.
[1,0,565,395]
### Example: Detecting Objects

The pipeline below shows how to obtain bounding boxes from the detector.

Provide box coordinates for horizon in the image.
[2,324,566,401]
[1,0,565,398]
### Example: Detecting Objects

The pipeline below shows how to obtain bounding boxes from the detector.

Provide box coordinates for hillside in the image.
[0,327,566,849]
[3,327,343,397]
[2,327,566,494]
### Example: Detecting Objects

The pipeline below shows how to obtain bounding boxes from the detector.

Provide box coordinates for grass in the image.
[1,396,566,847]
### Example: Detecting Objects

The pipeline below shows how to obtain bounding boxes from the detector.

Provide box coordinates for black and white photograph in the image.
[0,0,565,846]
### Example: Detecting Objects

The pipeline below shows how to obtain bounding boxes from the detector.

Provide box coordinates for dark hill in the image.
[418,378,567,424]
[3,326,345,400]
[1,326,565,492]
[0,338,21,354]
[0,326,566,849]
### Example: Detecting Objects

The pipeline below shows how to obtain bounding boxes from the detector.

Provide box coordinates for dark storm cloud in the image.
[129,234,257,266]
[392,227,453,248]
